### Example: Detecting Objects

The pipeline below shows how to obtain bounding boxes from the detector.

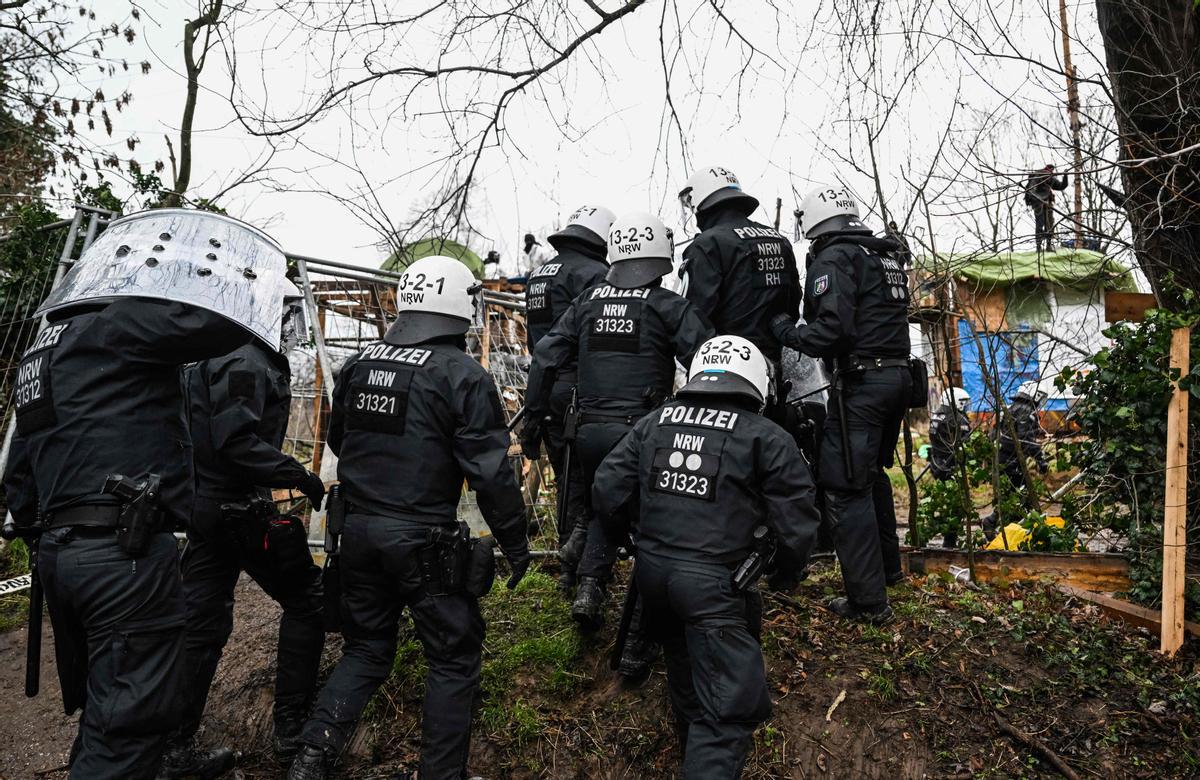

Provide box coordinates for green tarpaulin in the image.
[915,248,1136,292]
[382,237,484,278]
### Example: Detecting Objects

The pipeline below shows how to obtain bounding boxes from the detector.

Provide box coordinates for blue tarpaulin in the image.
[958,319,1041,413]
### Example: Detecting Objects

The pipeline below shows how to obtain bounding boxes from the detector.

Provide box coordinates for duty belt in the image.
[579,411,640,426]
[44,504,121,530]
[840,356,909,371]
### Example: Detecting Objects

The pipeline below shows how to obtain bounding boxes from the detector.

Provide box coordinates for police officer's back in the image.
[524,205,613,350]
[289,256,530,780]
[678,167,800,371]
[522,205,615,589]
[997,382,1048,488]
[171,300,327,773]
[593,336,820,778]
[772,184,912,623]
[523,211,714,636]
[930,388,971,481]
[2,209,294,780]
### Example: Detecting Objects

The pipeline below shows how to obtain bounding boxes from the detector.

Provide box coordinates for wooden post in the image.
[310,307,329,478]
[1161,325,1189,656]
[1057,0,1084,248]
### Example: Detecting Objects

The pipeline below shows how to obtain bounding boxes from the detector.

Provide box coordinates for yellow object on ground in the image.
[986,516,1067,551]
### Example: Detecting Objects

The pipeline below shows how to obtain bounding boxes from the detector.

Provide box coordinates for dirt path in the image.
[0,618,76,780]
[0,578,301,780]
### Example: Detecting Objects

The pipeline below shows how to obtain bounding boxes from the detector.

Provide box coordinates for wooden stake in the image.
[1057,0,1084,248]
[1161,325,1189,656]
[310,307,329,478]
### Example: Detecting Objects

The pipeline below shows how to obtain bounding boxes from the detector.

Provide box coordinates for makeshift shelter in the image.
[912,248,1136,413]
[382,237,485,277]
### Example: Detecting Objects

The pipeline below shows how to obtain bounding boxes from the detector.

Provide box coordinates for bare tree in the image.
[221,1,782,250]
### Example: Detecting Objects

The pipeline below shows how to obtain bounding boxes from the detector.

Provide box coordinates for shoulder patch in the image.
[813,274,829,296]
[228,369,258,399]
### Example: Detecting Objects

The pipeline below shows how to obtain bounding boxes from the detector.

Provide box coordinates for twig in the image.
[992,711,1080,780]
[825,689,847,722]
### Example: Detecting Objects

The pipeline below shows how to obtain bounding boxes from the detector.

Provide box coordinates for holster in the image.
[221,497,274,558]
[732,526,776,592]
[465,536,497,597]
[101,474,163,558]
[417,522,471,596]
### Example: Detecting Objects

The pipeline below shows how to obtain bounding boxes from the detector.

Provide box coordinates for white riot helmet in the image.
[798,184,869,239]
[941,386,971,412]
[679,335,770,406]
[1014,380,1048,406]
[384,255,481,346]
[678,166,759,216]
[606,211,674,289]
[37,209,298,351]
[548,205,616,252]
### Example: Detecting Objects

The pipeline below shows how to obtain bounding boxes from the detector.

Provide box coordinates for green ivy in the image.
[1059,295,1200,618]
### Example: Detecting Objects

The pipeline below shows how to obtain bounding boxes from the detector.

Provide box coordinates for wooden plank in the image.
[1161,326,1189,656]
[915,548,1130,592]
[1058,584,1200,640]
[1104,291,1157,323]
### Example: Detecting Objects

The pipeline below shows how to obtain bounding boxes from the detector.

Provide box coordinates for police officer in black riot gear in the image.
[997,381,1049,489]
[593,335,821,778]
[288,256,530,780]
[524,212,714,665]
[771,184,912,623]
[165,297,327,775]
[1,210,297,779]
[930,387,972,483]
[522,205,616,590]
[678,166,802,406]
[928,387,972,548]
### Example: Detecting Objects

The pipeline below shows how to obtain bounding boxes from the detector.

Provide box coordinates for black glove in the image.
[503,544,532,590]
[770,313,797,347]
[520,423,542,461]
[299,471,326,510]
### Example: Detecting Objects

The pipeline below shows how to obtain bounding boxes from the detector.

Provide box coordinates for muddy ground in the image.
[1,561,1197,780]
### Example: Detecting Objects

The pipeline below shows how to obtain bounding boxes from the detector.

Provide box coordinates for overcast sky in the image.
[56,1,1113,276]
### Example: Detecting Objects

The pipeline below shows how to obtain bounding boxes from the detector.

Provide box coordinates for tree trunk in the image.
[1095,1,1200,305]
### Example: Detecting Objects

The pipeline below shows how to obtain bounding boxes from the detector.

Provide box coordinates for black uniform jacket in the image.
[593,396,821,567]
[328,337,526,552]
[3,299,250,525]
[681,209,800,363]
[997,398,1047,472]
[778,233,911,360]
[524,243,609,353]
[185,341,309,500]
[525,281,714,421]
[929,403,971,480]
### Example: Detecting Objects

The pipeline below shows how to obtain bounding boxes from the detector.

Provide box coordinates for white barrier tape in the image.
[0,572,32,595]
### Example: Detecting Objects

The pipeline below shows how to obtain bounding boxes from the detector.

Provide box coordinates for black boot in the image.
[571,577,607,632]
[273,708,307,764]
[617,635,659,684]
[287,745,331,780]
[156,737,236,780]
[558,524,587,593]
[827,597,894,625]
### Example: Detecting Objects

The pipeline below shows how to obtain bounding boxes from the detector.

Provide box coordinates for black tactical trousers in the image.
[820,366,911,609]
[300,514,485,778]
[542,378,589,537]
[39,528,186,779]
[636,552,771,779]
[576,420,634,581]
[178,496,325,739]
